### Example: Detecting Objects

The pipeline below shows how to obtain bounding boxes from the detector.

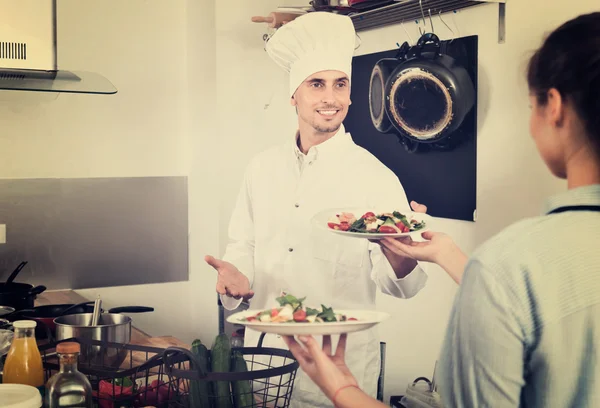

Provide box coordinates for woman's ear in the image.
[547,88,565,127]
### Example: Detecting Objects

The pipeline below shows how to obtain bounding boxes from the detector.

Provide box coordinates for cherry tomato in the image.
[328,222,340,230]
[362,212,375,219]
[396,223,409,233]
[339,222,350,231]
[293,310,307,322]
[271,308,279,317]
[379,226,397,234]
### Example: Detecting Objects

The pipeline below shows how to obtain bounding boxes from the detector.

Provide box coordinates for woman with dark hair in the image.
[283,12,600,408]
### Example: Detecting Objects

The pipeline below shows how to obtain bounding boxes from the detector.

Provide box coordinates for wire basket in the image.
[40,337,187,407]
[162,333,299,408]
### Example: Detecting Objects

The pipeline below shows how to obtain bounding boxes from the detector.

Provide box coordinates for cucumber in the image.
[211,334,233,408]
[231,351,255,408]
[190,339,212,408]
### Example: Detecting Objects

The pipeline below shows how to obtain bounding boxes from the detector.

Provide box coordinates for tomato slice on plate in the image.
[328,222,340,230]
[362,212,375,219]
[378,226,397,234]
[396,223,409,233]
[339,222,350,231]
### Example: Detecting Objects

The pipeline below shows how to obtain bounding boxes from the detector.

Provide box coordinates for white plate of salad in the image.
[227,294,390,336]
[311,208,431,240]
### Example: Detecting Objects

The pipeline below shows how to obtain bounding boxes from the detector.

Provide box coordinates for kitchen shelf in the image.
[347,0,507,43]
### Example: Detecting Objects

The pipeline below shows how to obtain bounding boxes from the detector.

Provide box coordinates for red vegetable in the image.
[327,222,340,230]
[338,222,350,231]
[293,310,307,322]
[378,226,397,234]
[362,212,375,219]
[98,379,134,408]
[271,308,279,317]
[396,223,409,233]
[136,380,171,407]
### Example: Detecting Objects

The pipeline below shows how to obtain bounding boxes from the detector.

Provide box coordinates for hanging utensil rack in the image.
[348,0,506,43]
[268,0,507,43]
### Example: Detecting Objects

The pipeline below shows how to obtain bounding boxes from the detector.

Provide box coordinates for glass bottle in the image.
[45,342,93,408]
[3,320,44,394]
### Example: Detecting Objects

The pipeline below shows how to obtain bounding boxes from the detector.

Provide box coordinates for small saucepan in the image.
[54,306,154,368]
[0,262,47,310]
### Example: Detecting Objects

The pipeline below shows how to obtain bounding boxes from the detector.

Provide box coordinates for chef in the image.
[205,11,429,408]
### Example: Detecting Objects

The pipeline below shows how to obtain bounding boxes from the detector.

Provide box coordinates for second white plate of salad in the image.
[227,294,390,336]
[311,207,431,240]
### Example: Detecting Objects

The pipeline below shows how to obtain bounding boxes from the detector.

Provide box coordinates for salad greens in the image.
[328,210,426,234]
[240,294,356,324]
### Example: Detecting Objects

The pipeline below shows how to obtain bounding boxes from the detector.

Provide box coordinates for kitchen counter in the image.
[36,290,189,349]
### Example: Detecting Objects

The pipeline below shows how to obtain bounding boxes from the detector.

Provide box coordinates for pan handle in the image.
[108,306,154,314]
[58,301,96,317]
[5,261,28,284]
[28,285,47,297]
[394,41,411,61]
[416,32,441,58]
[3,308,34,319]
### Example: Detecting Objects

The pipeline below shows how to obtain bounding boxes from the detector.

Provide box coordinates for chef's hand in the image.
[380,232,468,284]
[282,334,357,400]
[205,255,254,301]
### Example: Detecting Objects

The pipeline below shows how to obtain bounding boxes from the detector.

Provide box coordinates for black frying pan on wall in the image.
[369,33,476,153]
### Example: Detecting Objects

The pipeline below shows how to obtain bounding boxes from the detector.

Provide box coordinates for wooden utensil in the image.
[251,11,304,29]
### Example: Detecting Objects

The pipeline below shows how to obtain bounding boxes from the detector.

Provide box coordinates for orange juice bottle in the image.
[3,320,45,395]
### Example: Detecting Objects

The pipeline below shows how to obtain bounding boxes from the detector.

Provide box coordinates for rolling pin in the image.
[251,11,304,29]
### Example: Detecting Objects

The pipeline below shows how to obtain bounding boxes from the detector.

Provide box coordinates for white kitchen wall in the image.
[215,0,599,402]
[0,0,220,345]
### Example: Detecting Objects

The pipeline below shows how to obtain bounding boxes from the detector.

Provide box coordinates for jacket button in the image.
[294,203,299,208]
[288,248,294,252]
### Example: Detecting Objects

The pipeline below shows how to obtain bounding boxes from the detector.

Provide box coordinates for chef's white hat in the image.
[265,12,356,98]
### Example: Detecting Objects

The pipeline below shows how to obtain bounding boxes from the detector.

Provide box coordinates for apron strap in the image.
[548,205,600,215]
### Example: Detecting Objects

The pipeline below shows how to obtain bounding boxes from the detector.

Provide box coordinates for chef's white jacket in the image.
[220,124,428,407]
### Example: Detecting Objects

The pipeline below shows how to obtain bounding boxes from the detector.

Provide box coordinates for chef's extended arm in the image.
[369,244,428,298]
[367,172,428,298]
[220,166,256,310]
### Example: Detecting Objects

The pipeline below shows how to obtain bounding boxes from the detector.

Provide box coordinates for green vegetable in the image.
[190,339,212,408]
[211,334,233,408]
[306,307,320,317]
[113,377,133,388]
[231,351,255,408]
[393,211,411,228]
[275,294,305,311]
[317,305,337,322]
[382,217,397,227]
[349,218,366,231]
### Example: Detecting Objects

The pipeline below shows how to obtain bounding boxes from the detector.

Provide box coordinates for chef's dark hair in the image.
[527,12,600,151]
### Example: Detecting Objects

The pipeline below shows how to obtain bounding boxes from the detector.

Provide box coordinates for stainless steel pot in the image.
[54,313,132,368]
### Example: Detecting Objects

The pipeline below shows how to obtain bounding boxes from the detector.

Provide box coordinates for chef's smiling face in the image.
[291,70,351,135]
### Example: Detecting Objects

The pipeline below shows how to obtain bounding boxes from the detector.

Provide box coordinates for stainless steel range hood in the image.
[0,0,117,95]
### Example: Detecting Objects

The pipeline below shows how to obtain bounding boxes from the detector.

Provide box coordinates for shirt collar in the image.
[544,184,600,214]
[293,124,350,161]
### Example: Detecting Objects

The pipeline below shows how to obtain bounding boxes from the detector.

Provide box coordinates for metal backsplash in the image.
[0,176,189,289]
